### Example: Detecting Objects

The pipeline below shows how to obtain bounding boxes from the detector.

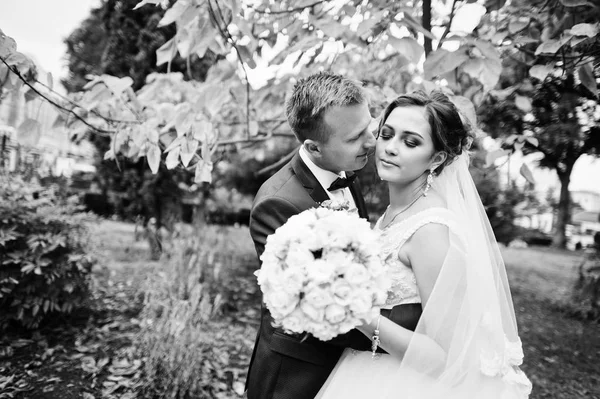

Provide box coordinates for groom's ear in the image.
[304,140,321,156]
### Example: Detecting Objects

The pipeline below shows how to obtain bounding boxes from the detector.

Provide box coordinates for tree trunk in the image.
[552,168,573,248]
[422,0,432,57]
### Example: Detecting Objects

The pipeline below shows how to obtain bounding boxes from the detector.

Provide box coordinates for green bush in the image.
[136,225,255,398]
[0,175,95,329]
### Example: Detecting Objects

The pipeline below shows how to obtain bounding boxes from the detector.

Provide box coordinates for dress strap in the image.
[381,208,463,258]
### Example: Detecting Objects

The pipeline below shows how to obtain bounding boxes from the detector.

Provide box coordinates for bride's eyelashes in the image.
[379,127,421,148]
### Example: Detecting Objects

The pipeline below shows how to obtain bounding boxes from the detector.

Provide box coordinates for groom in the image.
[246,72,422,399]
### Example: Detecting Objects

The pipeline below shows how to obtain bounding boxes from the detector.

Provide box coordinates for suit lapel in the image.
[348,172,369,221]
[291,152,330,205]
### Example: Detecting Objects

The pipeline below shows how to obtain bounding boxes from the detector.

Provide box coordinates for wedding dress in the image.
[316,153,532,399]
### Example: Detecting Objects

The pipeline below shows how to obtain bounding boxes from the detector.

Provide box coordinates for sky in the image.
[0,0,101,90]
[1,0,599,196]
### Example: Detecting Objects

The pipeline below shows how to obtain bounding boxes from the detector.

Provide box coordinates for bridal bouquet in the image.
[255,202,390,341]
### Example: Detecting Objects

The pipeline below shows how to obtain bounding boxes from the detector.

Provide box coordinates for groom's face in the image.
[316,102,375,173]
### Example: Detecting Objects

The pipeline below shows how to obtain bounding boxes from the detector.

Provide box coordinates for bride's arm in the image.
[357,223,450,366]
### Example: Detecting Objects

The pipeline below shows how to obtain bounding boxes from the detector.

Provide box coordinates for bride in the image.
[317,91,532,398]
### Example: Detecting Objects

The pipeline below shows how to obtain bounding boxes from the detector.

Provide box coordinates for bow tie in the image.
[327,174,357,191]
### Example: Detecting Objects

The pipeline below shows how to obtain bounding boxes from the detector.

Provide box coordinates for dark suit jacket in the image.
[246,152,422,399]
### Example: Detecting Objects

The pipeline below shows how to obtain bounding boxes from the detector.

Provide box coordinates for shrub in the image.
[136,225,255,398]
[0,175,95,330]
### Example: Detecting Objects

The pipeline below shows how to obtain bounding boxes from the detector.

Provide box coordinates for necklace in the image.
[381,191,425,230]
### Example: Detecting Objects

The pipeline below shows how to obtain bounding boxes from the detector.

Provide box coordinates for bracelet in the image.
[371,314,381,358]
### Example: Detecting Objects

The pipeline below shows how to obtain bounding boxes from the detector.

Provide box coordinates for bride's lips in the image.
[380,159,399,167]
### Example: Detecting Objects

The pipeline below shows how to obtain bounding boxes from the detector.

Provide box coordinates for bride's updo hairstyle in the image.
[377,90,474,174]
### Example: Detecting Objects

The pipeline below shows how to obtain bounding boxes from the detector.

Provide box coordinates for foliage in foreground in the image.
[0,175,95,330]
[136,225,255,398]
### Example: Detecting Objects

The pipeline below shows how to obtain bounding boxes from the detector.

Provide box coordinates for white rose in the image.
[344,263,369,285]
[301,301,325,322]
[324,249,353,268]
[268,291,299,319]
[279,266,306,295]
[331,280,353,306]
[337,318,359,335]
[349,292,373,315]
[285,244,315,269]
[306,260,337,284]
[310,323,337,342]
[281,309,307,334]
[304,285,334,308]
[324,303,347,324]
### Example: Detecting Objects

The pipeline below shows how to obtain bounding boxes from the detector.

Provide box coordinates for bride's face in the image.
[375,105,437,185]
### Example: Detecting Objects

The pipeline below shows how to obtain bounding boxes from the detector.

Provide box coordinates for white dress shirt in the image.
[299,146,357,208]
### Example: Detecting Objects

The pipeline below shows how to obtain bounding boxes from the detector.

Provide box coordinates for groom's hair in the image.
[286,72,366,143]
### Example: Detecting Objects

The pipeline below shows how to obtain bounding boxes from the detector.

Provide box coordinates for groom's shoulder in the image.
[255,161,299,200]
[253,161,309,208]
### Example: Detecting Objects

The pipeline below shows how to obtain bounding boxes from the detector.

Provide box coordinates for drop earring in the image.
[423,170,434,196]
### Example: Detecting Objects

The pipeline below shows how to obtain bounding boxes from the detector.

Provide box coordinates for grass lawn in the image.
[502,246,600,399]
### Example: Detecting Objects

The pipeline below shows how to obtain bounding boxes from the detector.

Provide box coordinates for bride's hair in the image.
[377,90,475,173]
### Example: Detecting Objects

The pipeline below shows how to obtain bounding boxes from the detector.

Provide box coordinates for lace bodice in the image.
[375,207,460,309]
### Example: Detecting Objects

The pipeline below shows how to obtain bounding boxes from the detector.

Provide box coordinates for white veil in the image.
[377,152,533,398]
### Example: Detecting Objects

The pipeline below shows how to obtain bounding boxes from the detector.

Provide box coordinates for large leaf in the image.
[520,163,535,184]
[0,30,16,58]
[462,57,501,89]
[570,23,599,38]
[146,144,161,174]
[399,13,436,40]
[194,158,213,184]
[450,95,477,126]
[165,146,181,169]
[133,0,167,10]
[485,0,507,11]
[180,137,199,167]
[485,149,510,167]
[158,0,191,27]
[357,17,379,40]
[578,62,598,97]
[535,37,571,55]
[102,75,133,96]
[451,3,486,34]
[156,38,178,66]
[529,64,554,81]
[508,18,530,34]
[16,119,41,147]
[424,48,470,80]
[388,37,424,65]
[174,103,194,137]
[192,24,218,59]
[471,39,501,63]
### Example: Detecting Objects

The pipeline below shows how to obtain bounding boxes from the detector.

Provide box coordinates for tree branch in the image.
[438,0,458,48]
[208,0,252,140]
[422,0,433,57]
[0,56,115,136]
[32,77,139,125]
[251,1,327,15]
